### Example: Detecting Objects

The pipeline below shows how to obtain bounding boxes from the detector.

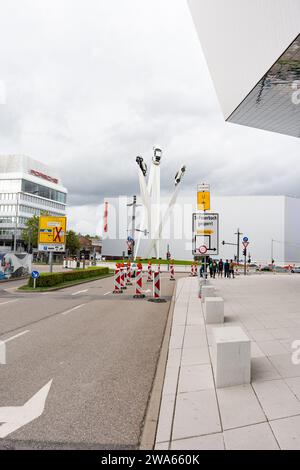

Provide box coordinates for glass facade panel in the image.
[22,179,67,204]
[228,35,300,138]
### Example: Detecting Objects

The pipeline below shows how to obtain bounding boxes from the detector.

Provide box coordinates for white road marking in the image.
[61,304,86,315]
[103,292,111,296]
[0,379,53,438]
[143,289,151,293]
[0,299,19,306]
[71,289,88,296]
[3,330,30,344]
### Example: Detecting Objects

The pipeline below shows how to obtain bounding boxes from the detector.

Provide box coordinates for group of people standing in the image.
[200,259,235,279]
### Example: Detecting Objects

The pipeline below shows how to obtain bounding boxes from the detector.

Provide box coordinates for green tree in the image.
[66,230,81,255]
[22,215,40,249]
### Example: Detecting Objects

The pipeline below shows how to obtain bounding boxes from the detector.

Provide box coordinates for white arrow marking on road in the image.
[3,330,30,344]
[143,289,151,294]
[71,289,88,296]
[0,380,53,438]
[103,292,111,296]
[61,304,86,315]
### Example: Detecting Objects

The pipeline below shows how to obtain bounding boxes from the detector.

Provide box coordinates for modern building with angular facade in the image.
[188,0,300,137]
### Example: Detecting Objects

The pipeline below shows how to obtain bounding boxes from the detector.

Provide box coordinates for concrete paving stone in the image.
[252,379,300,420]
[256,340,288,357]
[269,328,293,340]
[156,394,176,443]
[155,442,169,450]
[169,326,185,349]
[285,377,300,400]
[250,329,275,342]
[270,415,300,450]
[223,423,280,450]
[162,367,180,396]
[172,390,221,441]
[183,326,207,349]
[251,342,265,358]
[181,347,210,366]
[178,364,214,393]
[166,349,182,369]
[268,354,300,379]
[217,384,266,430]
[251,357,281,382]
[242,319,266,331]
[171,433,224,450]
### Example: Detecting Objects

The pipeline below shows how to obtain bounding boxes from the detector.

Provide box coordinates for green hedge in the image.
[28,267,110,288]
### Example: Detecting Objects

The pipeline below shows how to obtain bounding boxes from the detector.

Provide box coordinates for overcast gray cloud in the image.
[0,0,300,234]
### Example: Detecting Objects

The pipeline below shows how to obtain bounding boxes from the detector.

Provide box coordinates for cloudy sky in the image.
[0,0,300,235]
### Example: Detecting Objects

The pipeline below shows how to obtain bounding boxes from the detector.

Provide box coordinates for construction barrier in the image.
[133,269,145,299]
[113,269,123,294]
[147,262,152,283]
[148,271,167,303]
[120,267,126,290]
[126,263,133,286]
[170,264,175,281]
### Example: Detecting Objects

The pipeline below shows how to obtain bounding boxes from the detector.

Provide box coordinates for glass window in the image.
[21,180,67,204]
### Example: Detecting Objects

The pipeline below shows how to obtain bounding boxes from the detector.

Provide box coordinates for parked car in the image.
[291,267,300,273]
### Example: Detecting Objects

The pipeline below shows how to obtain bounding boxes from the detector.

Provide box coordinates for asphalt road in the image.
[0,273,177,449]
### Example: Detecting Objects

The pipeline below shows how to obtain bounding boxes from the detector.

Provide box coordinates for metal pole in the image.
[244,248,247,276]
[167,243,170,271]
[237,228,240,264]
[13,192,19,252]
[49,251,53,273]
[33,278,36,289]
[271,238,273,265]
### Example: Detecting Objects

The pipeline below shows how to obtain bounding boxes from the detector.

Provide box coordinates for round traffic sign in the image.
[198,245,208,255]
[31,271,40,279]
[243,237,249,242]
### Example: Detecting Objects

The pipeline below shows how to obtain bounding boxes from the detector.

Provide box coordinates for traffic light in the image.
[243,248,247,256]
[222,241,225,245]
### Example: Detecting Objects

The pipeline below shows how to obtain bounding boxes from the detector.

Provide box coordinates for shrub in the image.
[28,267,110,288]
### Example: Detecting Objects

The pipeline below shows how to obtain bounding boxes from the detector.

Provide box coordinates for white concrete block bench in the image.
[198,278,209,297]
[212,327,251,388]
[204,297,224,324]
[201,285,215,303]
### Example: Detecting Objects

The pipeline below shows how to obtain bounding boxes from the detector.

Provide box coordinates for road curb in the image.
[17,273,114,292]
[139,280,177,450]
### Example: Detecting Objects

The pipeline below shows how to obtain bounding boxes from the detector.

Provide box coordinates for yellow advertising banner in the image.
[197,190,210,211]
[38,216,67,251]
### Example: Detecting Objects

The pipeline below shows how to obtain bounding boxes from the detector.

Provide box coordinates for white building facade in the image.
[0,155,67,251]
[101,195,300,265]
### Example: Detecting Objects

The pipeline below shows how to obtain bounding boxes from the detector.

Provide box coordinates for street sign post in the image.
[197,183,210,211]
[38,216,67,253]
[242,239,250,275]
[31,270,40,289]
[192,213,219,256]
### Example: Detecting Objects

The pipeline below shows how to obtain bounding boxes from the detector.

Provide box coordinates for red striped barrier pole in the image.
[147,263,152,283]
[126,264,133,286]
[133,269,145,299]
[113,269,123,294]
[120,268,126,290]
[170,264,175,281]
[148,271,167,303]
[194,264,198,277]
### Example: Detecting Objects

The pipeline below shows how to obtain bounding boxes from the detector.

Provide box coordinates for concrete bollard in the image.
[204,297,224,324]
[212,327,251,388]
[201,285,215,303]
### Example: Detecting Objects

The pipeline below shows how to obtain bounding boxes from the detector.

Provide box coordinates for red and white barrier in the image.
[120,268,126,290]
[126,264,133,286]
[194,264,198,276]
[170,264,175,281]
[148,271,167,303]
[147,263,152,283]
[113,269,123,294]
[133,269,145,298]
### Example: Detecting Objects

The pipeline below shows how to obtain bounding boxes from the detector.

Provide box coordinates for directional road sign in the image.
[38,216,67,252]
[243,237,249,243]
[31,271,40,279]
[242,241,249,248]
[192,213,219,255]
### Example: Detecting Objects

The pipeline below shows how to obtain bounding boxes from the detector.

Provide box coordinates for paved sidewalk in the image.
[155,274,300,450]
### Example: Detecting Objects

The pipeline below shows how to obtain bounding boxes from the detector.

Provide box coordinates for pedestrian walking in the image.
[212,260,217,279]
[218,259,224,278]
[229,259,235,278]
[209,259,213,278]
[224,259,230,278]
